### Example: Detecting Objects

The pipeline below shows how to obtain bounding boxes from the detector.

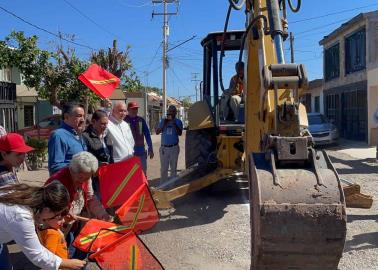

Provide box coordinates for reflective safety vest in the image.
[230,74,244,95]
[90,232,164,270]
[99,156,146,208]
[73,219,131,252]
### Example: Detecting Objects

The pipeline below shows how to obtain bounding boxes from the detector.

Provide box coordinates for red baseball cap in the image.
[127,101,139,109]
[0,133,34,153]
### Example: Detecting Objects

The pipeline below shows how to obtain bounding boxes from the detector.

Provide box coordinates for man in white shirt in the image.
[107,101,135,162]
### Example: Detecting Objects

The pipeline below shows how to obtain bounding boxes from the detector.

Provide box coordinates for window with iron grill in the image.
[24,105,34,127]
[314,96,320,113]
[324,43,340,81]
[345,28,366,74]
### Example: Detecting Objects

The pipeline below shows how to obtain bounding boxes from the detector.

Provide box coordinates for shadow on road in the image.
[328,156,378,175]
[347,214,378,223]
[145,178,249,234]
[9,248,39,270]
[344,231,378,252]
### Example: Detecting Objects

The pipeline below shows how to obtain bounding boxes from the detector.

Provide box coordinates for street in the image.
[12,134,378,270]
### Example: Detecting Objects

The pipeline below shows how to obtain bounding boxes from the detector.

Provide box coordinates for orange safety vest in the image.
[230,74,244,95]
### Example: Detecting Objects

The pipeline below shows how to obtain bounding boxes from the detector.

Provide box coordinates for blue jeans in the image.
[0,244,12,270]
[135,151,147,175]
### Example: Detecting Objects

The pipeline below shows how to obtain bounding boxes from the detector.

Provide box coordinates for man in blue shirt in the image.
[48,102,87,175]
[125,101,154,174]
[156,105,183,183]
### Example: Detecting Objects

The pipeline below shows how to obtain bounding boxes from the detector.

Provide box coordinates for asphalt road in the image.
[141,132,250,269]
[11,134,378,270]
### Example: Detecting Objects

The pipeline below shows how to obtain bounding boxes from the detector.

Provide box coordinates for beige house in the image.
[124,91,184,132]
[16,84,38,129]
[300,79,324,114]
[319,11,378,144]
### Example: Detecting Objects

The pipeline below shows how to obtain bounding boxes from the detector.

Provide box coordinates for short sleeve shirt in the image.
[158,118,183,146]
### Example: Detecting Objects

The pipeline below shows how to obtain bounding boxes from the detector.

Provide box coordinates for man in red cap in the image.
[124,101,154,174]
[0,133,34,186]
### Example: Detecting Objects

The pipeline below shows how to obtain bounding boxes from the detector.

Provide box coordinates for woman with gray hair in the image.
[45,151,110,221]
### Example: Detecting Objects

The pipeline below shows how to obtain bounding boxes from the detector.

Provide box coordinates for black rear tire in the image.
[185,128,217,169]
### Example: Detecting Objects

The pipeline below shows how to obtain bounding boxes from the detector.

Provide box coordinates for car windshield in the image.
[308,114,328,125]
[38,120,51,128]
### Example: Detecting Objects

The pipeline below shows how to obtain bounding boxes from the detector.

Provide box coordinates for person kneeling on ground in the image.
[0,181,86,270]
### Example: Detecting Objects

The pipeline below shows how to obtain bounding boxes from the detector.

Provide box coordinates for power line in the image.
[169,66,191,92]
[167,35,196,52]
[296,17,350,36]
[115,0,153,8]
[62,0,120,40]
[170,58,197,70]
[152,0,179,117]
[291,3,378,24]
[147,42,163,71]
[0,5,95,50]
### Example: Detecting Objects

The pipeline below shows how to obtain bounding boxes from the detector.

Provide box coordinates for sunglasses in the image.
[43,208,69,221]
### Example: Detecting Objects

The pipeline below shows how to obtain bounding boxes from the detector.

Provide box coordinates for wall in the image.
[367,16,378,69]
[16,96,36,129]
[309,85,324,114]
[323,19,368,91]
[124,97,146,119]
[367,68,378,145]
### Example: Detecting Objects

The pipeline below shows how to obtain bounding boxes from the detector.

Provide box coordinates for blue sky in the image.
[1,0,378,100]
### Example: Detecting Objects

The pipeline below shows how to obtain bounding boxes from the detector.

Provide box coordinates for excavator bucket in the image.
[249,150,347,270]
[341,179,373,209]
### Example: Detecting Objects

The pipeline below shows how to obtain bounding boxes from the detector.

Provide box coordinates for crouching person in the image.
[46,151,111,221]
[45,151,112,258]
[0,182,86,270]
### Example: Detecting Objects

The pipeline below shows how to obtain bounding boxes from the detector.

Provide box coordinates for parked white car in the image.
[308,113,339,146]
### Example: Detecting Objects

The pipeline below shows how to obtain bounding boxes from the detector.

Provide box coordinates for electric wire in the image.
[0,5,95,50]
[291,3,378,24]
[62,0,120,40]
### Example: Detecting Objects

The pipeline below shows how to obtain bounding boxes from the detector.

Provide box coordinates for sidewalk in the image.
[329,139,376,160]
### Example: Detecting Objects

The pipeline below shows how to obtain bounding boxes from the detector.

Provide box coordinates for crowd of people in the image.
[0,99,183,270]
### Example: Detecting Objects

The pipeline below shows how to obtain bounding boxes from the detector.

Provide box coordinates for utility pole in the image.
[290,32,294,63]
[191,72,200,102]
[143,71,149,126]
[152,0,179,117]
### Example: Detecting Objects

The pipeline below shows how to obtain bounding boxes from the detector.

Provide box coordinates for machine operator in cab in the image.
[221,61,244,122]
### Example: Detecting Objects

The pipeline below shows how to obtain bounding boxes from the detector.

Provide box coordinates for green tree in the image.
[123,70,143,92]
[91,39,146,95]
[0,31,99,110]
[0,31,50,95]
[144,86,162,95]
[181,96,193,108]
[91,40,132,80]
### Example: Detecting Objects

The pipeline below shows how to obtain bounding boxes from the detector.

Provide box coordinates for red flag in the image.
[116,182,159,233]
[99,157,146,208]
[72,219,131,253]
[78,63,120,99]
[90,232,164,270]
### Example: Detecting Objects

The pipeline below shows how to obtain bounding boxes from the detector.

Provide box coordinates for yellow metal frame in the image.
[216,135,243,170]
[152,168,234,209]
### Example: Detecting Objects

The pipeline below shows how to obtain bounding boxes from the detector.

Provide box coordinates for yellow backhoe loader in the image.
[152,0,372,269]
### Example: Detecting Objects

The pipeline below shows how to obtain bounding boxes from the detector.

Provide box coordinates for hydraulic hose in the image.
[287,0,301,12]
[219,5,233,93]
[238,14,269,63]
[228,0,246,10]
